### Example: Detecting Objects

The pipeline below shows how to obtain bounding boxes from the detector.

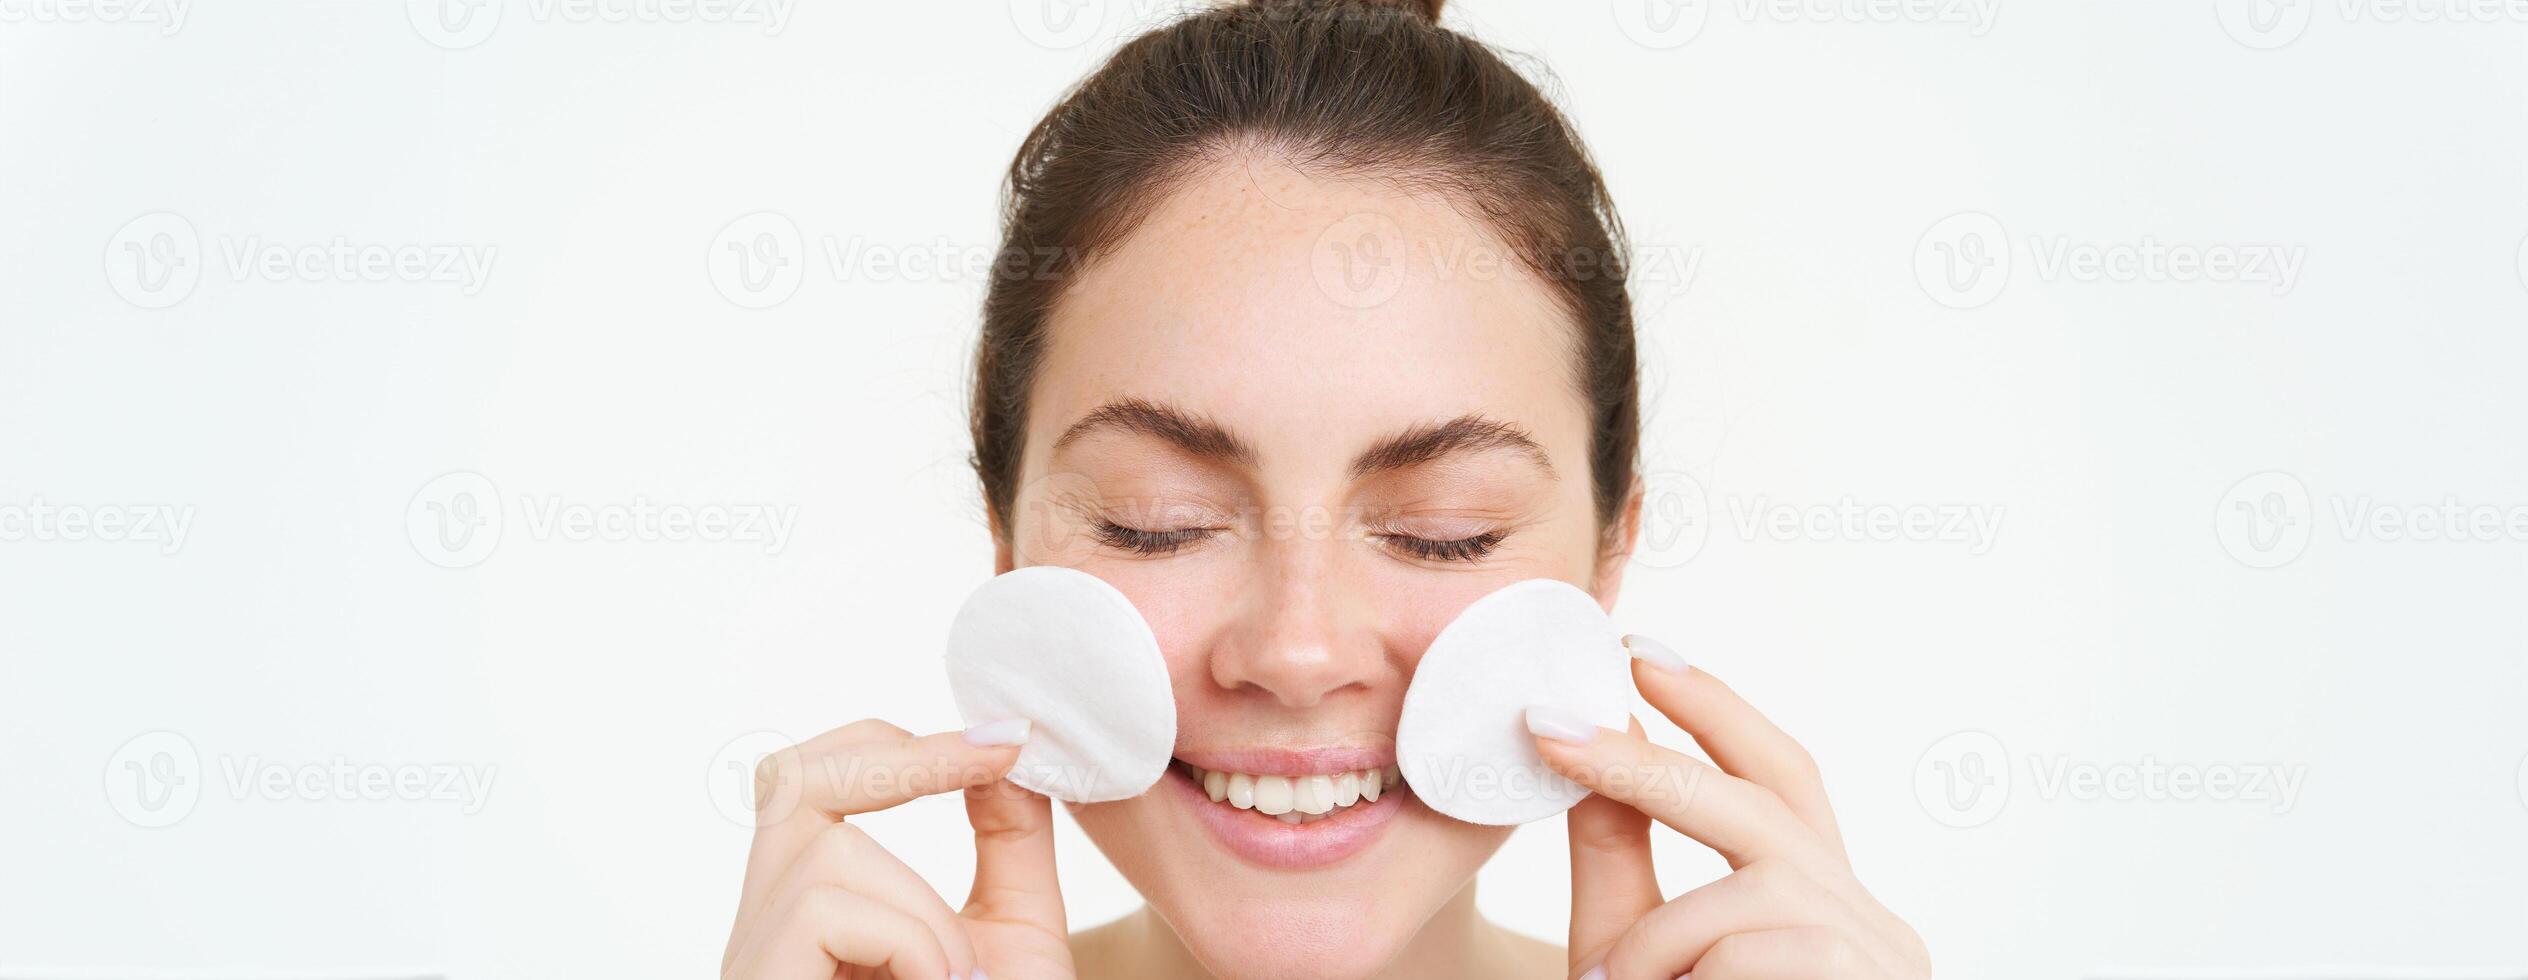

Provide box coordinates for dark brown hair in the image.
[971,0,1638,543]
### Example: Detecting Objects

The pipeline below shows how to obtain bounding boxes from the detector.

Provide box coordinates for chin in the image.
[1073,763,1514,979]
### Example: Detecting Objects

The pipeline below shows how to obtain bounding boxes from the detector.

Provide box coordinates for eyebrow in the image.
[1053,397,1258,465]
[1054,397,1553,480]
[1350,414,1555,480]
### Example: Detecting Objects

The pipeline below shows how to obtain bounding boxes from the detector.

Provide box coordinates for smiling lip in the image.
[1167,757,1406,870]
[1173,746,1393,777]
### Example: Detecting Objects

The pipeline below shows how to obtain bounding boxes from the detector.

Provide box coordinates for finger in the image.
[1564,721,1661,966]
[1594,862,1841,980]
[755,822,979,977]
[1682,925,1876,980]
[738,719,1028,925]
[963,776,1067,935]
[725,884,952,980]
[1527,708,1828,871]
[1624,637,1845,856]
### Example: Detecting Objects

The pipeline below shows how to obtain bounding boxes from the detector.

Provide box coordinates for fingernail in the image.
[969,970,989,980]
[1623,633,1687,673]
[962,719,1031,747]
[1525,705,1600,745]
[1579,967,1607,980]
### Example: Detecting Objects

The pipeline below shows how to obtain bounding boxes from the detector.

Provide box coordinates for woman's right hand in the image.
[721,718,1075,980]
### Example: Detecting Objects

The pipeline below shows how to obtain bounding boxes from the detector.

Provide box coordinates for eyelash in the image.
[1092,521,1216,556]
[1091,520,1505,563]
[1379,531,1505,563]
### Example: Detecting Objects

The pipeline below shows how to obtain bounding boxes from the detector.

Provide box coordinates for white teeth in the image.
[1185,763,1393,820]
[1252,775,1294,815]
[1293,774,1334,814]
[1332,770,1361,808]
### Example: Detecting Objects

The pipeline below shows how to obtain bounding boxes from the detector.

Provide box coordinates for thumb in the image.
[1564,720,1661,969]
[964,776,1067,935]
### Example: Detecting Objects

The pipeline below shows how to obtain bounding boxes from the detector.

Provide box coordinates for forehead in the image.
[1026,155,1587,470]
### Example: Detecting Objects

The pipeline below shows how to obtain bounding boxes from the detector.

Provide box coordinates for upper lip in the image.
[1173,745,1395,776]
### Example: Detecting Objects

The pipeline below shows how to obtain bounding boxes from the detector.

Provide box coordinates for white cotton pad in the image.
[1395,578,1633,826]
[943,566,1176,804]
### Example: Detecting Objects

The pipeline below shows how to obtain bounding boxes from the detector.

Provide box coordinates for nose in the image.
[1205,539,1386,708]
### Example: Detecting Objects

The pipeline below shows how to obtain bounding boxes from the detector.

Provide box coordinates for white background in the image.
[4,1,2526,978]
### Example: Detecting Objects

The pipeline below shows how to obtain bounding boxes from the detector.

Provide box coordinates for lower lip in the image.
[1168,765,1406,870]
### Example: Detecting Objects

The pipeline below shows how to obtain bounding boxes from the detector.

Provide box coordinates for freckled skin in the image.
[996,154,1634,980]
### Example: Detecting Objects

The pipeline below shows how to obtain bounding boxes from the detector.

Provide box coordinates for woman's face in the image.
[998,154,1635,977]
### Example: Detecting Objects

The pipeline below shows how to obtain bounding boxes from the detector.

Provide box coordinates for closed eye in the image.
[1093,520,1220,556]
[1377,531,1505,563]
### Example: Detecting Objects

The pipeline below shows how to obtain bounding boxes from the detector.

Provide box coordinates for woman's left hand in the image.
[1530,637,1931,980]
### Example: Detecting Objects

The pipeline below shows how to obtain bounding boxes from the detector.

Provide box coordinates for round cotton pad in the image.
[943,566,1176,804]
[1395,578,1632,826]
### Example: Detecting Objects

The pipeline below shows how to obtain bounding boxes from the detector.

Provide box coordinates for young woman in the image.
[722,2,1928,977]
